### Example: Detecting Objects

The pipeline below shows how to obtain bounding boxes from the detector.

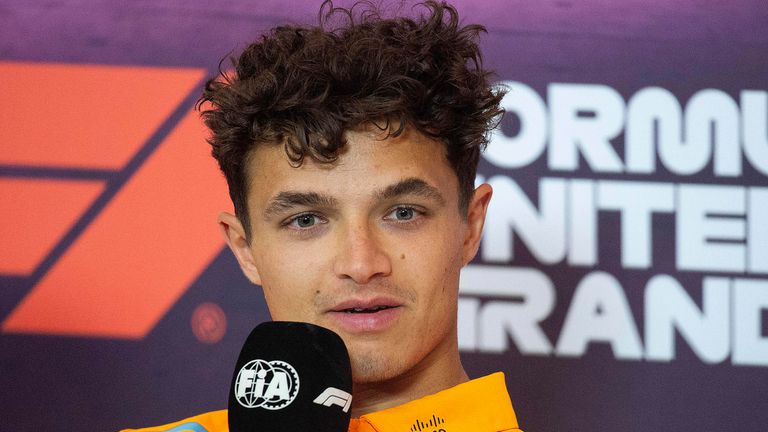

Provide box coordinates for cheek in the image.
[254,245,328,320]
[402,231,463,303]
[412,225,464,270]
[256,235,328,282]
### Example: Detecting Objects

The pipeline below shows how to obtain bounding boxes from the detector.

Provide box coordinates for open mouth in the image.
[340,306,395,314]
[329,301,402,331]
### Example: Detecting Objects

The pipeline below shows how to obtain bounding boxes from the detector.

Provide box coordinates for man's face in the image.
[222,127,490,383]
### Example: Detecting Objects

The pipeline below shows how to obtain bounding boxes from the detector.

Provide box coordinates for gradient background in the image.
[1,1,767,431]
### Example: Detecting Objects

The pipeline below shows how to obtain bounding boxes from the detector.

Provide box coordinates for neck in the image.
[349,336,468,418]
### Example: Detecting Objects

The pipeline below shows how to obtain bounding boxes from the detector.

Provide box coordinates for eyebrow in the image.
[376,177,446,205]
[263,191,338,219]
[262,177,445,219]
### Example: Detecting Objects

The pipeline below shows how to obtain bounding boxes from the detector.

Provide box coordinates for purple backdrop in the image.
[2,1,767,431]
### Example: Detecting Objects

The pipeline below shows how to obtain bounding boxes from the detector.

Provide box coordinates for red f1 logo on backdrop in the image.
[0,62,231,339]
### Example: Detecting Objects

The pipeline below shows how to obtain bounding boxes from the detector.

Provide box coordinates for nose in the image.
[333,222,392,284]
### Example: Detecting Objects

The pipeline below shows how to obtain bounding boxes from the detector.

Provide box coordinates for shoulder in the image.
[119,409,228,432]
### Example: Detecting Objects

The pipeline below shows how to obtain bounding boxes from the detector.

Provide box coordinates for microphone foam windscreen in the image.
[228,321,353,432]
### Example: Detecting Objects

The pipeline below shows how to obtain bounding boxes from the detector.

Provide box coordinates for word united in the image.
[460,81,768,367]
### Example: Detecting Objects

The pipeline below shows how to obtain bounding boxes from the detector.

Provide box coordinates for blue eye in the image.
[294,214,317,228]
[394,207,414,220]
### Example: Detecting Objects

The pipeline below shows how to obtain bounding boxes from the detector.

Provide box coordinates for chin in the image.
[349,350,407,384]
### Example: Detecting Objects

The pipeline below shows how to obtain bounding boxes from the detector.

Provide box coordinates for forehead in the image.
[245,128,458,208]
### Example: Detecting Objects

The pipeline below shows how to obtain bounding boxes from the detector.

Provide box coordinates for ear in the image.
[218,212,263,286]
[461,183,493,266]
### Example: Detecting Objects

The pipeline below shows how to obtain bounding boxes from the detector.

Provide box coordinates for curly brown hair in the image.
[198,0,505,241]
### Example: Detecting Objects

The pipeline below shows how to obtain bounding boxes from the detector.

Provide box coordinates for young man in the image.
[125,1,522,431]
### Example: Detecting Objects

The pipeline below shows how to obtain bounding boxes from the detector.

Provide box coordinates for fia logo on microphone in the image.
[234,359,300,409]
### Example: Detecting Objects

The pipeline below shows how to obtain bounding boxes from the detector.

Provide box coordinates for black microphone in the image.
[228,321,353,431]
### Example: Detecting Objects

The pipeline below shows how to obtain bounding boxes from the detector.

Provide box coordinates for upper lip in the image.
[328,297,403,312]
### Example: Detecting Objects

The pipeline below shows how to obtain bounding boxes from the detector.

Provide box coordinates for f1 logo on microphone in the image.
[313,387,353,413]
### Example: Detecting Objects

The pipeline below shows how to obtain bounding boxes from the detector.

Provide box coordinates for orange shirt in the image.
[122,373,522,432]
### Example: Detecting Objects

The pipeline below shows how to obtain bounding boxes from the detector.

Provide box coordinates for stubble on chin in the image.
[349,347,396,383]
